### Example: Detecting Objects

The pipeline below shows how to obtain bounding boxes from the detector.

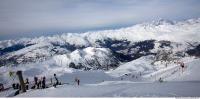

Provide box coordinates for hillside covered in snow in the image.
[1,56,200,97]
[0,18,200,67]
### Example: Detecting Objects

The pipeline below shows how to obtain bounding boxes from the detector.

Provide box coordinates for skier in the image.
[74,77,80,86]
[42,76,46,89]
[50,78,53,85]
[16,83,20,89]
[180,62,185,73]
[77,79,80,86]
[37,78,42,89]
[53,74,59,88]
[0,83,4,92]
[31,76,38,89]
[159,77,163,83]
[180,62,185,68]
[34,76,38,87]
[25,78,29,90]
[12,83,16,89]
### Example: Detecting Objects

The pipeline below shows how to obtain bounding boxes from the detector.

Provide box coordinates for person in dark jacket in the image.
[53,74,60,88]
[181,62,185,73]
[31,76,38,89]
[54,74,59,84]
[0,83,4,91]
[34,76,38,86]
[77,79,80,86]
[75,77,80,86]
[12,83,16,89]
[50,78,53,85]
[16,83,20,89]
[42,76,46,89]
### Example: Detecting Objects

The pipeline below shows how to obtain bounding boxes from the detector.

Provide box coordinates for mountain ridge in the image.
[0,18,200,68]
[1,17,200,48]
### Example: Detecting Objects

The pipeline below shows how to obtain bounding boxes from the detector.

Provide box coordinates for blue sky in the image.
[0,0,200,40]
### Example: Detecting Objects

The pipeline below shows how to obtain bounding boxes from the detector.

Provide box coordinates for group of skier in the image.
[11,73,81,91]
[11,73,63,91]
[31,76,46,89]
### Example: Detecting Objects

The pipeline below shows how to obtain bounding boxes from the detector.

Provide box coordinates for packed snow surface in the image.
[16,81,200,97]
[1,56,200,97]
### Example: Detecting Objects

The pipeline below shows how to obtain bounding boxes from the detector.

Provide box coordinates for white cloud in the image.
[0,0,200,40]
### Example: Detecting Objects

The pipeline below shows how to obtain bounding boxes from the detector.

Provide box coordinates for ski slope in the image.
[1,56,199,97]
[16,81,200,97]
[166,58,200,81]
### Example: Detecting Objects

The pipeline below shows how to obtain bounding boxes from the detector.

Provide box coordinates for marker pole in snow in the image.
[16,71,26,92]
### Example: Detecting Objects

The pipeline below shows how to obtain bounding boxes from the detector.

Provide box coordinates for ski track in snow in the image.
[0,57,200,97]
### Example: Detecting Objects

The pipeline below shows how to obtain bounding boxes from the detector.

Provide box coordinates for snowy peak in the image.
[146,18,175,26]
[0,17,200,48]
[185,17,200,24]
[51,47,119,70]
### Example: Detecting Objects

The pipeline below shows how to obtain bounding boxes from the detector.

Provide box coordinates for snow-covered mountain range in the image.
[0,18,200,69]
